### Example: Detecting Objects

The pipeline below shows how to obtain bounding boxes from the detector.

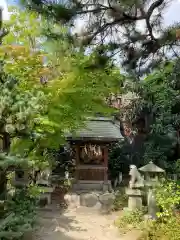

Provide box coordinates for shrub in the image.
[0,186,39,240]
[114,181,180,239]
[113,188,128,211]
[115,209,144,232]
[155,181,180,221]
[140,216,180,240]
[139,181,180,240]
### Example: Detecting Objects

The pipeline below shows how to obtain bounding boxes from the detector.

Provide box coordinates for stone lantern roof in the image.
[139,161,165,173]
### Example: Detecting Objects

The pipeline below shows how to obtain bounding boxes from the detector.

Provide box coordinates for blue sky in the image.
[164,0,180,26]
[1,0,18,19]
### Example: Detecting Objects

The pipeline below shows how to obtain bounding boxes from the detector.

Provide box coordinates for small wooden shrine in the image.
[66,117,123,190]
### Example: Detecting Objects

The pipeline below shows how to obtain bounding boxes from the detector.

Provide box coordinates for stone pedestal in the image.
[64,193,80,208]
[64,191,115,213]
[80,192,99,207]
[39,187,54,205]
[126,188,143,211]
[102,183,109,192]
[99,192,115,214]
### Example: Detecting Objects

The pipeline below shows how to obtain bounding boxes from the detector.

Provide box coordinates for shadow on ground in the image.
[34,207,123,240]
[34,208,87,240]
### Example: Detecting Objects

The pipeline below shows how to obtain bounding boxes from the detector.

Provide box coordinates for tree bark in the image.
[0,132,11,198]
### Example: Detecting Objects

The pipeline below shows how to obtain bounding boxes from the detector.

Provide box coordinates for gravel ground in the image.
[34,206,122,240]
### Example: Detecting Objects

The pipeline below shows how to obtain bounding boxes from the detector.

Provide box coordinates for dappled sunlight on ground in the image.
[34,207,122,240]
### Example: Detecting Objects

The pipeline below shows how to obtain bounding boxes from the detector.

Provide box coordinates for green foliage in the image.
[0,8,50,169]
[0,73,47,170]
[115,181,180,239]
[109,140,133,176]
[0,153,31,170]
[0,5,123,240]
[0,7,123,173]
[155,181,180,221]
[115,209,145,232]
[114,60,180,172]
[0,186,38,240]
[0,7,122,153]
[139,181,180,240]
[108,60,180,175]
[3,6,45,48]
[6,187,38,215]
[141,61,180,170]
[139,216,180,240]
[113,188,128,211]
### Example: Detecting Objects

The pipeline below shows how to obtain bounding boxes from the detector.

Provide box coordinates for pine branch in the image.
[146,0,164,39]
[21,0,174,74]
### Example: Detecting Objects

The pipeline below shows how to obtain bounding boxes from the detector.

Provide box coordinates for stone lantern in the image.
[139,161,165,219]
[139,161,165,187]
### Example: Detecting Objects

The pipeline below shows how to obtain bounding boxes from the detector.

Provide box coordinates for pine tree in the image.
[0,54,46,196]
[0,8,50,196]
[22,0,180,75]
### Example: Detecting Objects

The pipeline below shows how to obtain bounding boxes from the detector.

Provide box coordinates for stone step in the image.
[73,181,112,191]
[37,203,66,212]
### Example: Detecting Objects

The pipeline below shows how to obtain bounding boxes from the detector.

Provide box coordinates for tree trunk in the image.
[0,132,11,198]
[0,172,7,199]
[176,130,180,157]
[2,132,11,152]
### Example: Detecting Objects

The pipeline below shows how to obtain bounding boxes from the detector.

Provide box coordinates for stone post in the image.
[126,188,143,211]
[147,189,159,219]
[125,165,144,211]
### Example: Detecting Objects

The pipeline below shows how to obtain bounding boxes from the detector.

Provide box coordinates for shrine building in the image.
[66,117,123,191]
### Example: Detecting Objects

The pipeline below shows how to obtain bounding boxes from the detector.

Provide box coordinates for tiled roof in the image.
[66,117,123,141]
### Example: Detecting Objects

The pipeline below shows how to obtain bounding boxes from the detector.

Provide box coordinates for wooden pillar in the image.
[103,145,108,183]
[75,144,80,183]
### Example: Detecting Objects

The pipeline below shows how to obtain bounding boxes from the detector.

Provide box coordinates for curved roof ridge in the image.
[66,117,123,142]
